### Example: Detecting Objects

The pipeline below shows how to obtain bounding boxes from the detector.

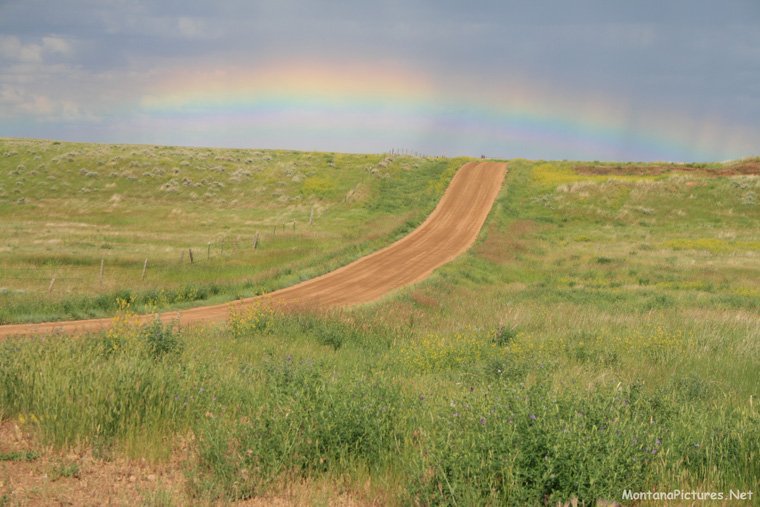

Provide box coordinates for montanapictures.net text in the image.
[623,490,754,502]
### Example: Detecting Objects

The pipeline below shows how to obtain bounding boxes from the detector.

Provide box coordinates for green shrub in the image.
[491,324,518,346]
[140,318,183,360]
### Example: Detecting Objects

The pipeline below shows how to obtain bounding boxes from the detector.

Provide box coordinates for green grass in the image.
[0,450,39,462]
[0,152,758,504]
[49,461,80,480]
[0,139,463,324]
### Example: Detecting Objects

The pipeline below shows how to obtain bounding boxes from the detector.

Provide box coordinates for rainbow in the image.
[134,60,752,162]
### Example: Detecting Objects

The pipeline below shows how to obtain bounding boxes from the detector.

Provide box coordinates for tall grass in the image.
[1,304,756,503]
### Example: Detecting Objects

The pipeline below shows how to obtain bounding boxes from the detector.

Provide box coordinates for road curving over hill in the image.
[0,161,506,338]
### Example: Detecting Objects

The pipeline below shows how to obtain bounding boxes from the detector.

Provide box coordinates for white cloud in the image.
[0,35,42,62]
[28,95,55,115]
[178,17,205,38]
[0,83,24,106]
[0,78,95,122]
[42,36,73,56]
[0,84,51,117]
[0,35,74,62]
[99,10,215,40]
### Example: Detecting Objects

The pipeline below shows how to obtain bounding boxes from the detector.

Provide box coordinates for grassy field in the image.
[0,139,463,324]
[1,144,759,505]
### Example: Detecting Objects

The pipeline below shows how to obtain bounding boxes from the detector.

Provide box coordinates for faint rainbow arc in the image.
[134,68,719,161]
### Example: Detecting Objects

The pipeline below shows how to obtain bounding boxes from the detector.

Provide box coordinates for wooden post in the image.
[48,274,56,294]
[207,242,211,260]
[189,248,194,264]
[253,232,259,250]
[141,258,148,280]
[99,258,104,287]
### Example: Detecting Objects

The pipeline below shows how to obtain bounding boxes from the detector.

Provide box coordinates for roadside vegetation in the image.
[1,144,758,505]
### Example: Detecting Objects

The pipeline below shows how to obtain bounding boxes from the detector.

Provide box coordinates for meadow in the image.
[1,141,758,505]
[0,139,462,324]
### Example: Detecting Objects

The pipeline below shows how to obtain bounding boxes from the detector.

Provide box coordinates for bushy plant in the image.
[140,317,183,360]
[491,324,518,346]
[228,303,275,339]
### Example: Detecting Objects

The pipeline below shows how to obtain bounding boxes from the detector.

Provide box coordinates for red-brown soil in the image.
[574,159,760,176]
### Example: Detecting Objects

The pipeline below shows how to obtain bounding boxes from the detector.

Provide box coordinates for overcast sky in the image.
[1,1,758,161]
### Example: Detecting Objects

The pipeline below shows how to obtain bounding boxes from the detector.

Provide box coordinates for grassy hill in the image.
[0,144,758,505]
[0,138,463,323]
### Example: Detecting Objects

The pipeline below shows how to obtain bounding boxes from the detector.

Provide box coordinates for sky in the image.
[1,0,758,161]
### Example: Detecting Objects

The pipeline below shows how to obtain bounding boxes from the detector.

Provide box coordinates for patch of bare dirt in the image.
[0,421,384,505]
[0,422,185,506]
[575,159,760,177]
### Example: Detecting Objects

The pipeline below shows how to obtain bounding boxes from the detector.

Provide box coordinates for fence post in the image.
[141,258,148,280]
[99,258,104,287]
[189,248,194,264]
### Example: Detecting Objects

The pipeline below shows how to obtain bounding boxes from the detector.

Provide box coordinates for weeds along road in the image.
[0,161,506,338]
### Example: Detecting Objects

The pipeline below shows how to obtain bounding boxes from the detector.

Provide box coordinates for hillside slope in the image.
[0,139,465,323]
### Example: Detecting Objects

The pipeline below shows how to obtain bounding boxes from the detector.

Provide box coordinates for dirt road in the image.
[0,161,506,338]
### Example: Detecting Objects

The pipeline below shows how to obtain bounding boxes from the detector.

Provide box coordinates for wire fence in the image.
[0,221,318,293]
